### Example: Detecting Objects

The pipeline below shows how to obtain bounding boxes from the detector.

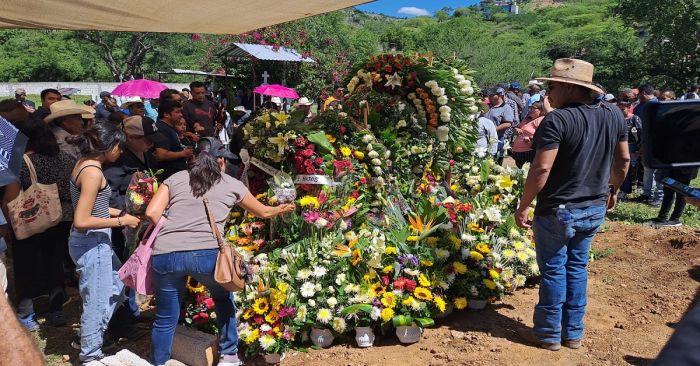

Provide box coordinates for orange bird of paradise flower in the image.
[408,214,435,235]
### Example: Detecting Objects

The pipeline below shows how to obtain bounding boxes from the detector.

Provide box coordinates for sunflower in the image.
[414,287,433,301]
[383,265,394,274]
[265,310,280,324]
[370,283,386,297]
[452,262,467,274]
[434,296,446,312]
[253,298,270,315]
[381,292,397,308]
[454,297,468,310]
[186,276,206,294]
[351,248,362,266]
[242,308,255,320]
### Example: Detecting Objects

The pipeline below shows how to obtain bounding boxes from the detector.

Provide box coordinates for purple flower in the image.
[372,298,382,307]
[279,306,296,318]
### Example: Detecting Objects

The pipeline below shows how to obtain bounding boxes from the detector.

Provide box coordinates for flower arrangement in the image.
[124,169,162,248]
[238,280,297,356]
[183,277,218,334]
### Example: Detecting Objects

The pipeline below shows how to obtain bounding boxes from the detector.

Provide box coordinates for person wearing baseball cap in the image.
[14,88,36,112]
[484,87,515,164]
[522,80,544,120]
[515,58,629,351]
[507,81,525,118]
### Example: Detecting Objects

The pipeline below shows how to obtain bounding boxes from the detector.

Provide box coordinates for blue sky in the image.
[356,0,480,17]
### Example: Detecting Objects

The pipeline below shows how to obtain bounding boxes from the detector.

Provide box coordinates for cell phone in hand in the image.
[660,177,700,198]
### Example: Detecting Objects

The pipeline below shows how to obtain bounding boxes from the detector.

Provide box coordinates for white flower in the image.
[437,95,449,105]
[371,158,382,166]
[314,217,329,228]
[384,150,391,159]
[514,275,527,287]
[332,317,347,333]
[465,97,476,105]
[297,269,312,280]
[435,249,450,261]
[308,299,317,307]
[439,106,451,114]
[338,112,348,118]
[375,177,386,186]
[474,147,488,158]
[432,87,445,97]
[403,268,419,277]
[447,273,456,284]
[440,113,451,122]
[373,166,383,175]
[361,134,374,143]
[316,308,333,324]
[397,119,407,128]
[484,206,503,223]
[366,143,374,151]
[468,105,479,113]
[300,282,316,298]
[339,219,348,230]
[368,150,379,159]
[437,126,450,142]
[259,335,276,351]
[461,233,476,242]
[296,306,307,321]
[455,74,466,82]
[344,231,357,242]
[278,264,289,276]
[345,284,360,293]
[328,286,336,293]
[260,324,272,332]
[410,146,421,155]
[370,307,381,320]
[425,80,438,88]
[315,283,322,291]
[327,297,338,307]
[408,93,417,100]
[313,266,328,278]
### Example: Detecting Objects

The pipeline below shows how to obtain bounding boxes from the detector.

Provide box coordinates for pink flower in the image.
[203,298,215,309]
[193,312,209,325]
[303,211,320,223]
[318,191,328,205]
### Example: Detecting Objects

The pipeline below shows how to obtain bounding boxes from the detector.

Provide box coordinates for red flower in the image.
[359,177,368,185]
[381,276,390,286]
[300,149,314,158]
[375,104,382,112]
[351,191,360,199]
[204,298,215,309]
[315,157,324,165]
[384,65,393,73]
[254,316,264,325]
[305,166,315,174]
[404,279,417,292]
[339,126,347,135]
[193,312,209,325]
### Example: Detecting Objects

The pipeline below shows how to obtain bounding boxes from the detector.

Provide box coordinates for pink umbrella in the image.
[254,84,300,99]
[112,79,168,99]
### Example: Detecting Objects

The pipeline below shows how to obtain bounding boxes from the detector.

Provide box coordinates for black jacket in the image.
[103,148,157,210]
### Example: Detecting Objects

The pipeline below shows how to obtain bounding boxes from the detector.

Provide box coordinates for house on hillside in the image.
[480,0,520,17]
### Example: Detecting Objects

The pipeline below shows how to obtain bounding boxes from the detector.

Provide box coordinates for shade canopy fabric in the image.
[218,43,316,63]
[254,84,300,99]
[112,79,168,99]
[0,0,371,35]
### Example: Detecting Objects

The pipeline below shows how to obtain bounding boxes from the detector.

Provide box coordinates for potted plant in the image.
[341,304,377,348]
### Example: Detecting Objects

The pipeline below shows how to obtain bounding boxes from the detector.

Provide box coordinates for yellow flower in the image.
[277,282,289,293]
[265,310,280,324]
[333,243,352,257]
[230,211,242,218]
[513,241,526,250]
[298,195,320,209]
[186,276,206,294]
[129,192,144,205]
[418,274,431,287]
[351,248,362,266]
[493,194,501,204]
[454,297,468,310]
[483,279,497,290]
[476,243,490,254]
[255,192,267,200]
[340,146,352,157]
[420,260,433,267]
[381,292,398,308]
[363,269,377,283]
[380,307,394,322]
[270,289,286,307]
[271,112,290,127]
[467,222,484,233]
[469,251,484,261]
[425,237,439,246]
[325,134,337,143]
[517,252,529,262]
[370,283,385,297]
[353,151,365,160]
[385,246,397,255]
[407,235,419,242]
[244,329,260,344]
[489,269,500,280]
[242,308,255,320]
[448,235,461,248]
[402,295,416,306]
[383,265,394,274]
[496,176,514,191]
[267,133,288,157]
[253,298,270,315]
[434,296,446,312]
[414,287,433,301]
[452,262,467,274]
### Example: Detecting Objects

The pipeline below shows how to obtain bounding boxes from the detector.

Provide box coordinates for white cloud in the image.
[397,6,430,17]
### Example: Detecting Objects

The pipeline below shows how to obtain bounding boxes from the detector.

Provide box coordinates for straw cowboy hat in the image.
[536,58,605,95]
[232,106,248,115]
[120,96,144,109]
[270,96,282,105]
[44,100,96,122]
[296,97,312,106]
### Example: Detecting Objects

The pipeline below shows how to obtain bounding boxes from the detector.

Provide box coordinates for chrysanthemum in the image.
[470,251,484,261]
[517,252,529,263]
[296,269,312,280]
[300,282,316,298]
[332,317,347,333]
[452,262,467,274]
[434,296,446,312]
[313,266,328,278]
[259,334,276,351]
[514,275,527,287]
[483,279,497,290]
[513,241,526,251]
[316,308,333,324]
[454,297,468,310]
[476,243,490,254]
[503,249,516,259]
[298,195,320,209]
[418,274,431,287]
[380,307,394,322]
[295,305,308,322]
[253,298,270,315]
[384,246,397,255]
[244,329,260,344]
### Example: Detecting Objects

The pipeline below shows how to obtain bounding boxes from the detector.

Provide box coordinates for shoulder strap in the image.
[203,197,225,251]
[23,154,38,184]
[74,164,102,181]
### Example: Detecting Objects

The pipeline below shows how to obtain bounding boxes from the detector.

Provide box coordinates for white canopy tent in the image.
[0,0,371,34]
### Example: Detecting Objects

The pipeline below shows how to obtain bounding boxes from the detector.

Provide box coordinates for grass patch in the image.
[589,247,614,261]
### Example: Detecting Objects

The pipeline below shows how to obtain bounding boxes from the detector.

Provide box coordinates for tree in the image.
[615,0,700,89]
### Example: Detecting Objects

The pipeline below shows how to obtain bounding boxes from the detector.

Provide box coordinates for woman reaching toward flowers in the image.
[145,137,294,366]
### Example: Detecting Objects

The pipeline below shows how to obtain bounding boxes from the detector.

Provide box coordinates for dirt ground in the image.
[37,221,700,366]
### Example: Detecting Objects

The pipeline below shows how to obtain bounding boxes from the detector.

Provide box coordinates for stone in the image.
[450,330,465,339]
[171,326,219,366]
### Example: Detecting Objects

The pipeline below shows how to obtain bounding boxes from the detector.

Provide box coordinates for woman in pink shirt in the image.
[511,101,545,168]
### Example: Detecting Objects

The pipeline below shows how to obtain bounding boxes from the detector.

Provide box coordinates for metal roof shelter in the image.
[0,0,371,34]
[156,68,235,81]
[217,43,316,63]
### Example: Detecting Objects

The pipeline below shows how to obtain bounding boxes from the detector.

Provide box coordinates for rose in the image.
[204,298,215,309]
[193,312,210,325]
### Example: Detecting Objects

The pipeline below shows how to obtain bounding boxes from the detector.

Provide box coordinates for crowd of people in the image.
[0,72,698,365]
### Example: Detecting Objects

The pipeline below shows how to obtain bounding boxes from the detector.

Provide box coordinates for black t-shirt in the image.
[154,120,187,180]
[533,102,627,216]
[182,100,217,137]
[103,148,157,210]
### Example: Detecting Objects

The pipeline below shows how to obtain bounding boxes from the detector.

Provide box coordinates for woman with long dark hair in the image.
[68,123,140,363]
[145,137,294,366]
[2,120,75,330]
[511,101,546,168]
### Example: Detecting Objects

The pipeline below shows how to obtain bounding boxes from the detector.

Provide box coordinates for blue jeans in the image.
[68,229,125,362]
[532,204,606,343]
[151,249,238,365]
[642,162,663,199]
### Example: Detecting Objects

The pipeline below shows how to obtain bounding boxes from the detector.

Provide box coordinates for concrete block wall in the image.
[0,82,191,102]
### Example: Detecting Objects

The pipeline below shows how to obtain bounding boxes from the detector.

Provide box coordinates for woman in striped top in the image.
[68,123,140,364]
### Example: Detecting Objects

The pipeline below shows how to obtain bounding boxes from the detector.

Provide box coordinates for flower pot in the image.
[264,352,286,364]
[310,327,334,348]
[469,299,488,310]
[354,327,375,348]
[434,302,454,319]
[395,325,422,344]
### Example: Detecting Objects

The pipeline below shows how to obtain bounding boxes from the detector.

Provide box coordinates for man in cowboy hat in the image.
[295,97,315,123]
[45,99,96,160]
[120,97,146,117]
[515,58,630,351]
